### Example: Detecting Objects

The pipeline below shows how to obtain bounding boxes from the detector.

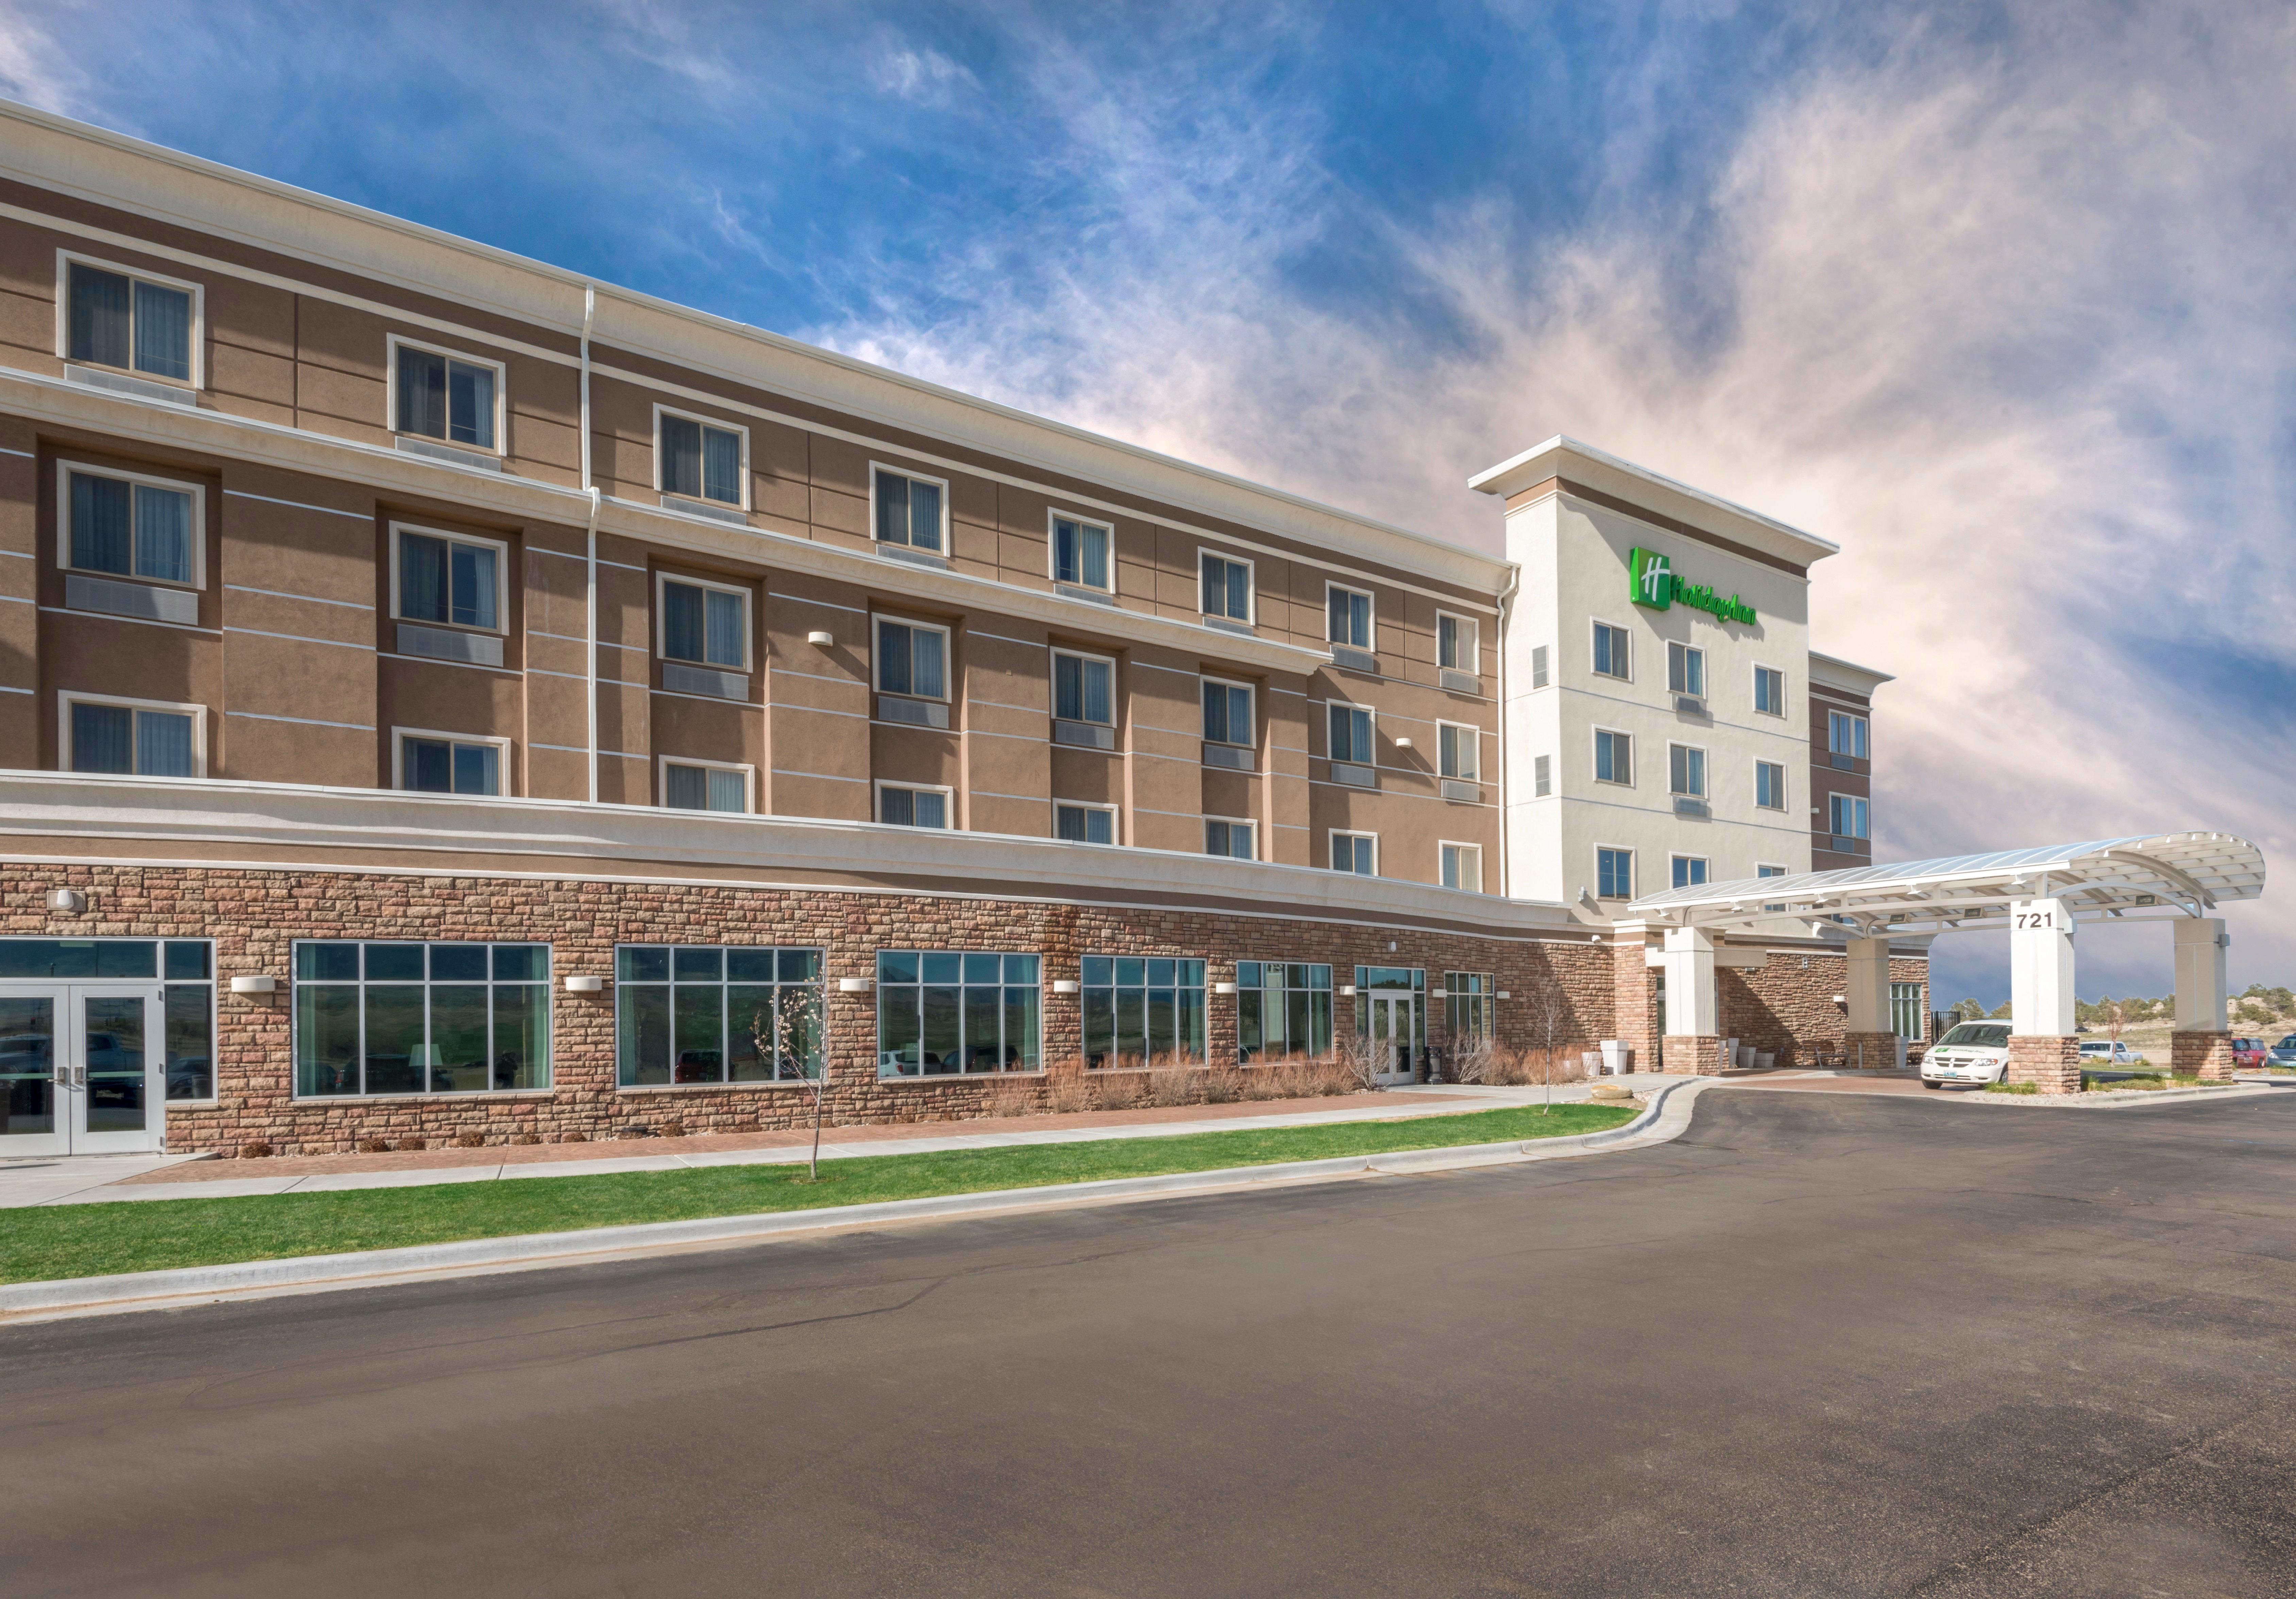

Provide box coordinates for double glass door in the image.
[1367,993,1418,1084]
[0,986,165,1156]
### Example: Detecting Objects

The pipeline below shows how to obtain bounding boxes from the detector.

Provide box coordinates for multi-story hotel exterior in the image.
[0,104,1918,1156]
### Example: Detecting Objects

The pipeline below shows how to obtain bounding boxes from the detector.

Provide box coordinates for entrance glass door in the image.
[0,985,164,1155]
[0,991,63,1156]
[1369,993,1417,1084]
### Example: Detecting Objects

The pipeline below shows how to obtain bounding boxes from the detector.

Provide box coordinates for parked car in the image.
[1921,1022,2012,1088]
[2078,1040,2143,1066]
[2230,1038,2267,1069]
[2266,1035,2296,1070]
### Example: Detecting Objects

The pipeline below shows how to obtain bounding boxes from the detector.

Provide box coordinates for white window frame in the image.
[1325,697,1377,765]
[58,690,208,778]
[385,333,507,456]
[870,461,951,553]
[1201,674,1256,748]
[389,522,510,636]
[1436,610,1477,674]
[653,570,753,671]
[1670,854,1710,890]
[391,726,512,796]
[654,404,752,510]
[1324,580,1375,651]
[1437,720,1480,781]
[55,459,208,590]
[1754,758,1788,811]
[1668,741,1708,798]
[1439,840,1484,893]
[1756,862,1790,912]
[1590,618,1632,681]
[1328,829,1379,876]
[1828,710,1870,759]
[1054,800,1121,846]
[1828,791,1871,840]
[1204,815,1257,861]
[657,755,754,813]
[1752,663,1786,718]
[55,248,205,390]
[1594,843,1636,900]
[1046,508,1116,593]
[873,615,953,702]
[1050,646,1118,728]
[875,780,956,829]
[1666,640,1705,697]
[1198,549,1256,624]
[1592,725,1634,787]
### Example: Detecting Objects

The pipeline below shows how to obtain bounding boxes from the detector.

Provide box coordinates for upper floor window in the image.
[1438,722,1479,782]
[1326,584,1373,650]
[658,574,749,669]
[1328,702,1374,764]
[1202,678,1254,747]
[1594,727,1633,786]
[392,340,500,451]
[875,467,945,552]
[1596,846,1634,899]
[1828,711,1870,760]
[65,258,196,384]
[1056,802,1117,845]
[663,759,749,813]
[1200,552,1253,622]
[65,694,201,778]
[1053,649,1115,727]
[63,464,201,588]
[1672,855,1709,889]
[1440,842,1482,893]
[1755,759,1787,810]
[1759,862,1789,911]
[1438,612,1477,674]
[1593,621,1630,680]
[1330,831,1377,875]
[397,730,504,796]
[1830,793,1870,840]
[659,409,745,507]
[875,617,948,701]
[1754,665,1785,716]
[1669,743,1707,797]
[1205,818,1255,860]
[1667,642,1705,697]
[395,526,503,633]
[878,783,951,829]
[1052,515,1112,590]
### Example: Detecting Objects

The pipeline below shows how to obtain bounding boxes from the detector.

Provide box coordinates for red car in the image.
[2231,1037,2267,1068]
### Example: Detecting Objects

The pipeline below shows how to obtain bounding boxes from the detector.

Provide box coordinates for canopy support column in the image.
[2007,897,2080,1093]
[1659,927,1725,1075]
[1843,937,1899,1071]
[2171,918,2233,1080]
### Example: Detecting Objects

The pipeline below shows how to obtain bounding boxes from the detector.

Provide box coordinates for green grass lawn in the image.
[3,1102,1636,1286]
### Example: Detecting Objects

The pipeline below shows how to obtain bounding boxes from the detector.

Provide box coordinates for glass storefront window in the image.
[614,946,824,1086]
[877,952,1040,1076]
[1079,957,1206,1068]
[293,941,550,1096]
[0,937,213,1101]
[1235,961,1333,1062]
[1445,971,1494,1043]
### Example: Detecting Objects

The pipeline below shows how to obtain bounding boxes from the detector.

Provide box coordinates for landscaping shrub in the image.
[453,1131,486,1148]
[240,1141,273,1158]
[355,1138,391,1155]
[392,1137,426,1152]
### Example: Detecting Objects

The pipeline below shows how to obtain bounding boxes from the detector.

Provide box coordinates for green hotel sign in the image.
[1630,547,1756,625]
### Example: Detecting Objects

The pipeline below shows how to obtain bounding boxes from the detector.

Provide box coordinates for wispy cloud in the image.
[867,34,978,107]
[0,0,102,121]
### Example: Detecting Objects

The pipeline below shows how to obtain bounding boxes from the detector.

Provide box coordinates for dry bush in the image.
[393,1137,426,1152]
[1092,1070,1141,1110]
[1313,1059,1356,1096]
[658,1120,687,1138]
[512,1133,541,1146]
[355,1137,391,1154]
[453,1130,486,1148]
[1239,1063,1283,1100]
[240,1141,274,1159]
[1447,1034,1497,1085]
[561,1131,588,1144]
[1146,1056,1195,1107]
[1045,1063,1094,1114]
[982,1077,1037,1119]
[1200,1062,1243,1104]
[1333,1029,1385,1093]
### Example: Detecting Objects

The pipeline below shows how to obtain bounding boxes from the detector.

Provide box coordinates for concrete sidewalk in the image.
[0,1076,1662,1208]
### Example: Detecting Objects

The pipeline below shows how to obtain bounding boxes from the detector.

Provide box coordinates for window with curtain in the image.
[665,762,746,813]
[1597,847,1633,899]
[1326,586,1372,649]
[1595,728,1632,785]
[1755,760,1787,810]
[1055,803,1115,844]
[1053,516,1111,589]
[661,577,747,669]
[397,529,500,631]
[1236,962,1332,1061]
[1080,956,1206,1068]
[1331,832,1376,875]
[401,735,501,796]
[1205,819,1254,860]
[67,470,195,585]
[1593,622,1630,679]
[67,261,193,382]
[68,701,196,778]
[874,468,944,551]
[879,786,949,828]
[614,945,823,1086]
[876,950,1040,1076]
[1667,642,1706,697]
[1439,723,1478,781]
[1829,711,1870,759]
[1669,744,1707,797]
[1441,843,1482,892]
[660,413,744,505]
[1053,651,1113,726]
[293,941,549,1096]
[1672,856,1709,889]
[1201,679,1253,747]
[1200,553,1252,620]
[395,344,498,449]
[875,618,948,700]
[1328,704,1373,764]
[1754,665,1785,716]
[1830,794,1870,839]
[1439,613,1476,673]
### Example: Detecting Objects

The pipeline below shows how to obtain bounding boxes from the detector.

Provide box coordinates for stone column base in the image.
[1841,1032,1901,1071]
[2171,1031,2234,1081]
[1663,1035,1727,1075]
[2007,1035,2082,1095]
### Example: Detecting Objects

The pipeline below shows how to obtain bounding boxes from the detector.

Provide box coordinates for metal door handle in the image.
[72,1065,86,1088]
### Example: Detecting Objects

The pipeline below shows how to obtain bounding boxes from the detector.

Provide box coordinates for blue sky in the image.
[5,1,2291,1008]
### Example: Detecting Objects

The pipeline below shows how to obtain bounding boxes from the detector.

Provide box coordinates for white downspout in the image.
[580,285,600,805]
[1493,559,1520,900]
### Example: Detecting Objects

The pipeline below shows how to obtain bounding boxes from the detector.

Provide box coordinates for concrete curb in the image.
[1948,1083,2276,1109]
[0,1082,1712,1322]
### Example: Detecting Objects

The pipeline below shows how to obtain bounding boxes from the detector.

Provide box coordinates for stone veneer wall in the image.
[2169,1032,2234,1081]
[2006,1035,2082,1094]
[1717,953,1929,1067]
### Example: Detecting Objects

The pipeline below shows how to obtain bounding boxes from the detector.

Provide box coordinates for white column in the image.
[1844,937,1892,1033]
[2173,918,2228,1031]
[1661,926,1717,1036]
[2008,897,2076,1036]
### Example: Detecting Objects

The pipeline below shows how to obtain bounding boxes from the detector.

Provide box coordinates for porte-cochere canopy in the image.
[1627,832,2266,936]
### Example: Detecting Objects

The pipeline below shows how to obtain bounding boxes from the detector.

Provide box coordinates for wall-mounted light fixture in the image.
[46,888,85,914]
[1831,994,1846,1005]
[1051,979,1080,995]
[1428,987,1448,999]
[564,975,604,994]
[807,630,834,647]
[229,974,276,995]
[1213,981,1238,996]
[838,976,874,993]
[1394,737,1413,750]
[1339,984,1358,997]
[1495,990,1511,1000]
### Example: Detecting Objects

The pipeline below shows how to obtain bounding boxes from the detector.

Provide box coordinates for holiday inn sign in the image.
[1629,546,1757,625]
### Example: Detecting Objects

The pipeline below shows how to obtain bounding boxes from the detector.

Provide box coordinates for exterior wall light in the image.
[229,975,276,995]
[1339,984,1358,997]
[838,976,874,993]
[1051,979,1080,995]
[1831,994,1846,1005]
[563,975,604,994]
[807,630,834,647]
[1428,987,1448,999]
[1394,737,1413,749]
[1212,981,1238,995]
[1495,990,1511,1000]
[46,888,85,914]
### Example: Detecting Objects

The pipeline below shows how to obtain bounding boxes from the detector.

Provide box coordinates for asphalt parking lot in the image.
[3,1089,2290,1597]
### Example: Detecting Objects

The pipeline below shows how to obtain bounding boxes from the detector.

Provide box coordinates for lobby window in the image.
[397,731,503,796]
[1053,649,1115,728]
[395,526,503,633]
[64,465,201,588]
[1892,982,1926,1040]
[1759,862,1789,912]
[1331,831,1377,876]
[1080,956,1207,1068]
[614,945,823,1087]
[1237,961,1333,1062]
[1445,971,1494,1043]
[877,784,950,829]
[1440,841,1483,892]
[663,759,748,813]
[1205,818,1255,860]
[65,257,196,383]
[1052,515,1112,590]
[0,938,215,1102]
[1667,642,1705,697]
[1202,678,1254,747]
[1594,728,1633,786]
[1200,552,1253,622]
[1438,722,1478,782]
[1328,702,1374,764]
[659,409,745,507]
[293,941,549,1097]
[1672,855,1709,889]
[876,950,1040,1076]
[1439,612,1477,674]
[1755,759,1787,810]
[1533,753,1553,797]
[1830,793,1870,840]
[875,618,949,701]
[1829,711,1869,760]
[1596,846,1634,900]
[1326,584,1373,650]
[65,695,201,778]
[1592,621,1630,680]
[393,339,499,450]
[1055,802,1116,844]
[874,466,945,553]
[1754,665,1785,717]
[1669,743,1707,798]
[659,575,749,670]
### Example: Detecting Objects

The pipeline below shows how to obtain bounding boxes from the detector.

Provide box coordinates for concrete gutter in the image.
[0,1081,1714,1325]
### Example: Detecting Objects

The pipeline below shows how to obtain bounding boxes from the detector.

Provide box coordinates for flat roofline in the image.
[0,97,1510,591]
[1469,434,1840,564]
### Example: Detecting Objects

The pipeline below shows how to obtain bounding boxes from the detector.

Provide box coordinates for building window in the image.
[1328,703,1374,764]
[1592,621,1630,680]
[397,731,504,796]
[1445,971,1494,1043]
[1534,753,1553,797]
[658,575,749,669]
[1594,728,1632,786]
[1331,831,1377,875]
[1053,649,1115,727]
[1236,961,1333,1062]
[1052,514,1112,590]
[1672,855,1708,889]
[1440,842,1482,892]
[392,340,499,450]
[1669,743,1707,797]
[1202,678,1254,747]
[0,938,216,1101]
[65,257,195,383]
[659,410,745,506]
[1597,846,1634,899]
[1667,642,1705,697]
[1758,862,1789,912]
[1439,612,1477,674]
[1755,759,1787,810]
[875,466,945,552]
[1200,552,1253,622]
[875,617,949,701]
[614,945,823,1086]
[1828,711,1869,760]
[1754,665,1785,716]
[663,759,749,813]
[64,695,201,778]
[62,465,201,588]
[1891,981,1925,1040]
[1055,802,1116,844]
[1830,793,1870,839]
[876,950,1040,1076]
[1205,818,1255,860]
[1438,722,1478,781]
[395,526,503,633]
[1080,956,1206,1068]
[878,784,951,829]
[294,940,549,1097]
[1529,643,1548,689]
[1326,584,1373,650]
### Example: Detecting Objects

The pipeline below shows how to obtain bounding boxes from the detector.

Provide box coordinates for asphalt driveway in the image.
[2,1089,2290,1597]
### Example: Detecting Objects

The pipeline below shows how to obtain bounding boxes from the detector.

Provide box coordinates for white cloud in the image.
[868,38,977,107]
[0,1,102,120]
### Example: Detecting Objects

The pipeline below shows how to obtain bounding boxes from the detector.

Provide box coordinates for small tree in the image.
[1534,987,1569,1113]
[749,989,827,1181]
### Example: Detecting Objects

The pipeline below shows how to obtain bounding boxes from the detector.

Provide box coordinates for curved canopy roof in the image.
[1626,833,2265,935]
